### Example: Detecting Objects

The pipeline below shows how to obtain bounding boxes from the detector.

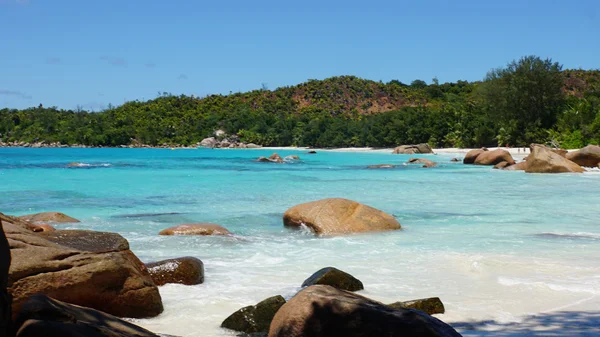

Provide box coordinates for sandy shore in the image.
[261,146,532,158]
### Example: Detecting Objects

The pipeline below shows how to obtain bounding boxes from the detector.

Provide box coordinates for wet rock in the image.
[493,161,511,169]
[18,212,80,223]
[463,148,488,164]
[268,285,462,337]
[392,144,434,154]
[525,145,584,173]
[14,295,160,337]
[29,224,56,233]
[503,161,528,171]
[307,150,317,154]
[159,223,231,236]
[450,158,460,162]
[301,267,363,292]
[566,145,600,167]
[367,164,395,169]
[221,295,286,334]
[407,158,437,168]
[5,222,163,319]
[284,155,300,161]
[387,297,445,315]
[283,198,401,235]
[146,257,204,286]
[474,149,515,166]
[256,153,284,163]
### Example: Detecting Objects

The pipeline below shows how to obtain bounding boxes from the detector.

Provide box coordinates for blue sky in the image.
[0,0,598,110]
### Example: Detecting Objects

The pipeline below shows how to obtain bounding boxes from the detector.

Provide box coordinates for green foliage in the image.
[1,57,599,149]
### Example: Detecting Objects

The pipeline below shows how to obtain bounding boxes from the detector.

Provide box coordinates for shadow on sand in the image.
[453,311,600,336]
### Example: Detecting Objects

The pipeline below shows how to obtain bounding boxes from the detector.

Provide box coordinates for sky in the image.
[0,0,598,110]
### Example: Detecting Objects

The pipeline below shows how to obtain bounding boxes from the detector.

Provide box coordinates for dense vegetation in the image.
[1,56,599,148]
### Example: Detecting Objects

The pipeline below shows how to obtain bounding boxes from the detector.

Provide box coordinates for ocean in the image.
[1,147,599,336]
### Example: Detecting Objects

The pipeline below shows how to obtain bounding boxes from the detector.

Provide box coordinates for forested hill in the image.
[1,56,599,149]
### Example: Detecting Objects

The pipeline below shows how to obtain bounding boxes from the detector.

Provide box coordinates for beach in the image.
[1,147,599,336]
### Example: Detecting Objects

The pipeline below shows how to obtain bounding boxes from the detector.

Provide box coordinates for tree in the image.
[481,55,565,145]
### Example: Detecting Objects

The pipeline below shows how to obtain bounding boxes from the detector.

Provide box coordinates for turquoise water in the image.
[1,148,599,336]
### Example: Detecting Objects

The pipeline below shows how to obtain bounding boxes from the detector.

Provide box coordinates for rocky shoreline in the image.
[1,199,464,337]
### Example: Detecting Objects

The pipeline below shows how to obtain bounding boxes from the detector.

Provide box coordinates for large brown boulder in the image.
[566,145,600,167]
[5,222,163,319]
[1,219,13,337]
[301,267,363,292]
[222,295,286,334]
[158,223,231,236]
[493,161,511,169]
[462,148,487,164]
[15,295,159,337]
[388,297,445,316]
[268,285,461,337]
[392,144,433,155]
[526,145,584,173]
[474,149,515,166]
[18,212,79,223]
[283,198,401,235]
[407,158,437,168]
[146,257,204,286]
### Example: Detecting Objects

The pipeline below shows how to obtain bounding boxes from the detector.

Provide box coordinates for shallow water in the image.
[1,148,599,336]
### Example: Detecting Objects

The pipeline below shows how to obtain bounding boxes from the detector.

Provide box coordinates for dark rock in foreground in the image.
[5,222,163,319]
[268,285,462,337]
[1,219,13,337]
[222,295,286,334]
[146,257,204,286]
[302,267,363,292]
[15,295,160,337]
[283,198,401,235]
[388,297,445,315]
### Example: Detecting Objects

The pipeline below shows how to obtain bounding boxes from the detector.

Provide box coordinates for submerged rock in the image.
[284,155,300,161]
[450,158,460,162]
[18,212,80,224]
[301,267,364,292]
[473,149,515,166]
[463,148,488,164]
[15,295,160,337]
[307,150,317,154]
[268,285,462,337]
[526,145,584,173]
[566,145,600,167]
[283,198,401,235]
[221,295,286,334]
[407,158,437,168]
[367,164,395,169]
[146,257,204,286]
[5,222,163,319]
[256,153,284,163]
[392,143,434,154]
[159,223,231,236]
[387,297,445,315]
